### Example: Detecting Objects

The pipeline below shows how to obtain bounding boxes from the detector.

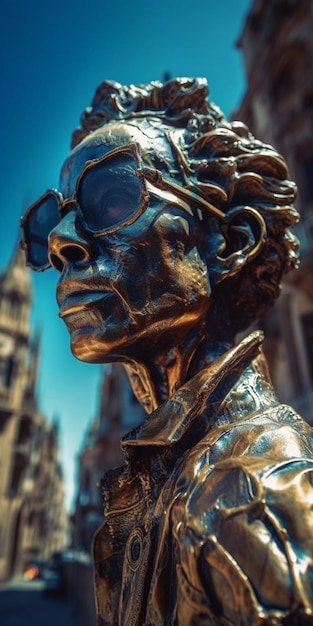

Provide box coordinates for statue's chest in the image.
[94,466,168,626]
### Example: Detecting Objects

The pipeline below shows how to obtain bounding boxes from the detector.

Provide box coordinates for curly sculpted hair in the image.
[71,77,299,334]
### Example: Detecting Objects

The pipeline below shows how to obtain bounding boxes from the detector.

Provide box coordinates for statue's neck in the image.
[123,331,234,414]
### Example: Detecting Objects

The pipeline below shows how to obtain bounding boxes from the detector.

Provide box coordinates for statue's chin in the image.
[69,327,106,364]
[69,325,126,365]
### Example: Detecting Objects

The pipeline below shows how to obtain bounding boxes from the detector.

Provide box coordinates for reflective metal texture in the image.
[21,78,313,624]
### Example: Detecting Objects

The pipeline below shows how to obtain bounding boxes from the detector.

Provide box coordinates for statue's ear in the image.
[212,206,267,286]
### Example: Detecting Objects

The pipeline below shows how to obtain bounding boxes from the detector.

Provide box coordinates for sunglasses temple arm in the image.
[142,167,226,221]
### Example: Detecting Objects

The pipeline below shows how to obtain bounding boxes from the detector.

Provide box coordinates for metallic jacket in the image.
[94,332,313,625]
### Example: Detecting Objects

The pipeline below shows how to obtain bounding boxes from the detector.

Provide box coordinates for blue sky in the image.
[1,0,252,510]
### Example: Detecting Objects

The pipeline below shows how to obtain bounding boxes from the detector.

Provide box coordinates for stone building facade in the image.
[72,363,145,552]
[0,245,68,581]
[235,0,313,423]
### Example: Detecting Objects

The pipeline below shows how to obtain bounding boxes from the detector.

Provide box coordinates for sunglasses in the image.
[21,142,225,271]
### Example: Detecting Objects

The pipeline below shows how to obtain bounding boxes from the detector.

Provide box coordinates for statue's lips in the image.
[58,291,109,318]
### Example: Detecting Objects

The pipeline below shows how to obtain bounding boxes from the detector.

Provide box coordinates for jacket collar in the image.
[122,331,265,453]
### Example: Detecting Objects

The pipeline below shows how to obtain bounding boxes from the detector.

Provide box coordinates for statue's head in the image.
[21,77,299,366]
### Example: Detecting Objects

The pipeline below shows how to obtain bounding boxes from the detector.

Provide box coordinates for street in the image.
[0,578,77,626]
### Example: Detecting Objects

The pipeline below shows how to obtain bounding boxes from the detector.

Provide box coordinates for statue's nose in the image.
[48,210,95,272]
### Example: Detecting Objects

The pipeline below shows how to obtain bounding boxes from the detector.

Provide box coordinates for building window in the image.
[301,313,313,383]
[9,295,21,320]
[17,415,32,444]
[27,511,35,526]
[302,158,313,204]
[9,453,27,496]
[1,295,21,320]
[0,411,10,433]
[0,357,14,389]
[79,470,91,506]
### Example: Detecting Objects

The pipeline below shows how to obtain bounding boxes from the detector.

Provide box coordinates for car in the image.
[23,564,41,581]
[42,553,64,593]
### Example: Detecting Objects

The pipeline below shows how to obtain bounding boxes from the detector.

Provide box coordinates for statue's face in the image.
[48,122,212,363]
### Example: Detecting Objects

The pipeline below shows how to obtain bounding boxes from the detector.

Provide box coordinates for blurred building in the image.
[0,245,68,581]
[235,0,313,423]
[72,363,145,552]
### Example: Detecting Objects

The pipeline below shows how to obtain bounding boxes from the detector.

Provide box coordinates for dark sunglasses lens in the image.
[77,152,144,233]
[22,192,60,269]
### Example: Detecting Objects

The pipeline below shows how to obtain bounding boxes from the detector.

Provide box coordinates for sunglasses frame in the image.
[61,142,151,236]
[20,188,63,271]
[21,142,226,271]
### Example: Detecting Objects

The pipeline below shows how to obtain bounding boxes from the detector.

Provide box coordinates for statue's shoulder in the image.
[171,403,313,528]
[169,405,313,622]
[212,403,313,461]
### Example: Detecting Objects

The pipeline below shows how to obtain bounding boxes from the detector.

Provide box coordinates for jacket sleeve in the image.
[172,455,313,625]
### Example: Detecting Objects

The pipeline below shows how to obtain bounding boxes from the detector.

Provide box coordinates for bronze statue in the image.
[21,78,313,624]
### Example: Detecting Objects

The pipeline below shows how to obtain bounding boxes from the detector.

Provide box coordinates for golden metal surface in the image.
[21,78,313,624]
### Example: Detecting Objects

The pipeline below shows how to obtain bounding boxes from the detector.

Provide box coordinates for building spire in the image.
[0,240,32,302]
